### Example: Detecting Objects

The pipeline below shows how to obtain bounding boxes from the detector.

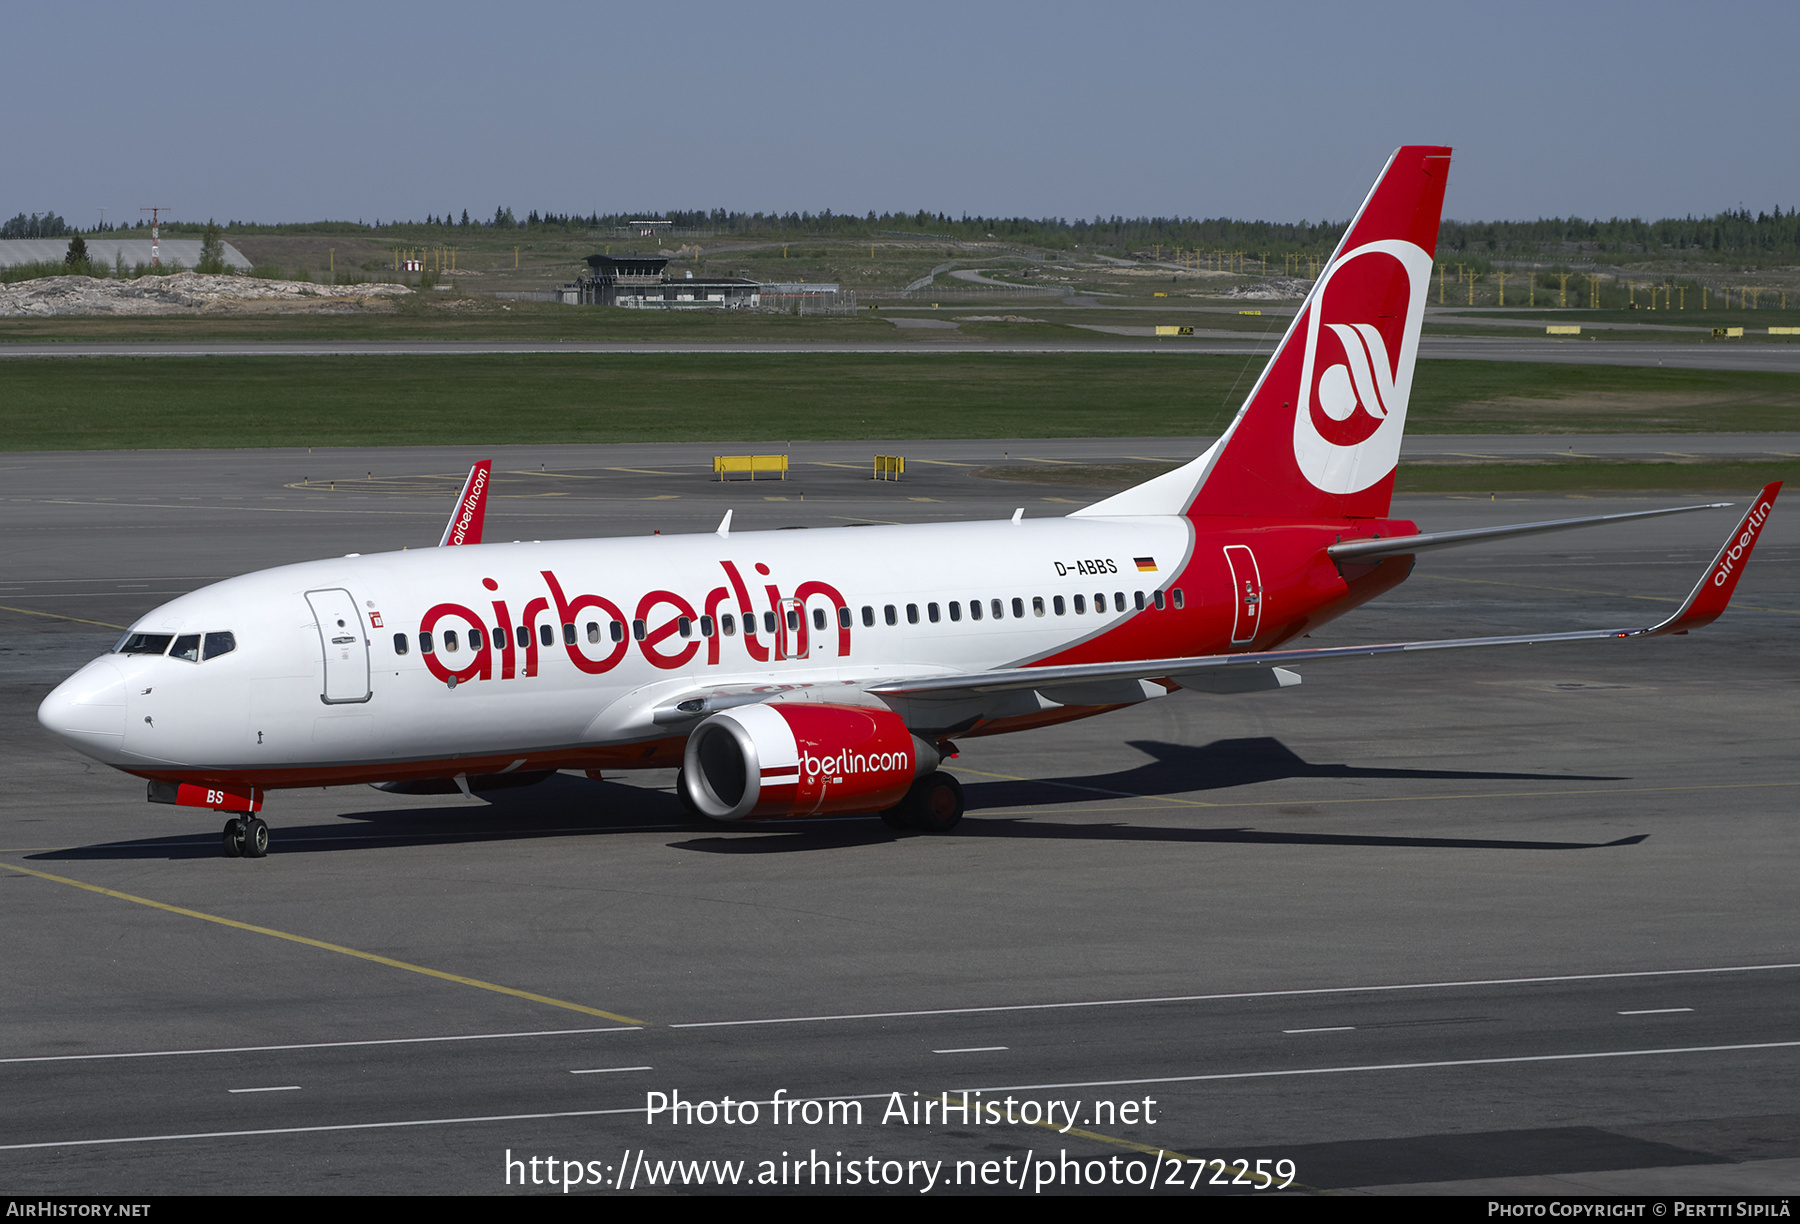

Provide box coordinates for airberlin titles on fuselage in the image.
[415,559,853,684]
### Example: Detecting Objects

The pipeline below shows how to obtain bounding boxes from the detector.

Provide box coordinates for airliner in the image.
[36,146,1783,858]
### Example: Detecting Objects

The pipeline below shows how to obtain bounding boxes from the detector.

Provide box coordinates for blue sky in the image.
[6,1,1796,228]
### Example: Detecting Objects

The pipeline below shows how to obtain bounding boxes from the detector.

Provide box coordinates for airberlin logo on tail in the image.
[1292,239,1433,495]
[1712,496,1775,586]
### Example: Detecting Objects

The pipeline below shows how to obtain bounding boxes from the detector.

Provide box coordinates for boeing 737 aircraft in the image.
[37,146,1783,857]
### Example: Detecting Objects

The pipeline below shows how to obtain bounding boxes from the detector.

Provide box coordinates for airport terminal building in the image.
[563,253,760,308]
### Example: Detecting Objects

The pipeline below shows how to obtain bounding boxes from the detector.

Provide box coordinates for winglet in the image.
[1642,481,1782,636]
[717,509,733,538]
[439,461,491,547]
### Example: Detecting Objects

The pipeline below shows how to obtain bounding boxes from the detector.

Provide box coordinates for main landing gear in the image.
[222,816,270,859]
[880,771,965,834]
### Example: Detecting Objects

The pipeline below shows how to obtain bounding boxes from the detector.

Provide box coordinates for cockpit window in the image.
[202,631,236,660]
[117,633,173,655]
[171,634,201,662]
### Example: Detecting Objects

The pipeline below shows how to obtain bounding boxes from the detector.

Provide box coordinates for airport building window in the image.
[203,631,236,660]
[393,633,409,656]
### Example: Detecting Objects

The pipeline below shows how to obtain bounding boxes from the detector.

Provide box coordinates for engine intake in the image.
[682,702,935,820]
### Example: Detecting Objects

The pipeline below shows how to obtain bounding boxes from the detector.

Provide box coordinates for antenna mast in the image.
[140,207,170,266]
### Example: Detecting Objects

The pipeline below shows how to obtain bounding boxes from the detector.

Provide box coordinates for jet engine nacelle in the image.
[681,702,936,820]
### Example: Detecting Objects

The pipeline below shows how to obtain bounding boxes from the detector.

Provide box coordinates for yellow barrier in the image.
[1238,309,1262,316]
[1153,292,1168,297]
[873,454,905,481]
[1770,327,1800,335]
[713,454,788,481]
[1154,325,1194,336]
[1712,327,1744,339]
[1546,324,1581,335]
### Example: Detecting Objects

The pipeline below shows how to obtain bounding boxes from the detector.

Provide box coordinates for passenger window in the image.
[1053,595,1065,615]
[927,602,940,623]
[906,604,919,625]
[678,617,692,638]
[1114,592,1126,612]
[837,606,851,629]
[1032,597,1045,617]
[516,625,529,648]
[171,634,201,662]
[1095,592,1105,612]
[611,621,626,642]
[445,629,460,652]
[949,601,962,622]
[393,632,409,656]
[991,598,1004,620]
[700,615,715,638]
[1153,590,1165,610]
[1011,597,1024,619]
[1134,591,1146,611]
[633,619,647,641]
[1172,588,1185,609]
[493,627,506,650]
[539,624,554,647]
[861,605,874,627]
[204,631,236,659]
[786,609,799,632]
[884,604,897,626]
[722,614,736,637]
[468,631,484,653]
[586,622,600,643]
[763,611,776,635]
[1074,594,1086,614]
[563,623,576,645]
[969,599,982,621]
[814,607,827,631]
[419,632,434,654]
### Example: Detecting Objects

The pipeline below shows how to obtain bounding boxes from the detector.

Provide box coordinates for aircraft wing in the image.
[868,481,1783,701]
[1326,500,1731,561]
[438,461,492,546]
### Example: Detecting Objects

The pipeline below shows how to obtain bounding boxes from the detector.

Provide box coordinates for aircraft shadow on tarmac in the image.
[32,738,1638,861]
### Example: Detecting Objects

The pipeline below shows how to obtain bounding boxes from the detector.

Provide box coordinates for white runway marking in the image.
[1619,1008,1695,1015]
[1284,1027,1356,1034]
[569,1066,652,1075]
[227,1086,300,1094]
[0,1025,641,1065]
[933,1047,1008,1054]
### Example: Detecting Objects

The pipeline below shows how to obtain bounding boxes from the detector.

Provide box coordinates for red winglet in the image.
[439,461,491,547]
[1643,481,1782,636]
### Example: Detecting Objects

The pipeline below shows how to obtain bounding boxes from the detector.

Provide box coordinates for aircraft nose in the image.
[38,658,128,760]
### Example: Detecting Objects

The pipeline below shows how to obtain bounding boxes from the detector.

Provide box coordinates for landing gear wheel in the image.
[910,772,964,833]
[243,817,270,858]
[221,818,246,858]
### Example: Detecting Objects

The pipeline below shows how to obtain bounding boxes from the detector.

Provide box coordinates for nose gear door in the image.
[306,588,372,703]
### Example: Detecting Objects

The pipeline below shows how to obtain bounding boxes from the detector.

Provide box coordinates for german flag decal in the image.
[1134,557,1157,572]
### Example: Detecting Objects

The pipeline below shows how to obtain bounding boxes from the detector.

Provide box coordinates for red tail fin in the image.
[439,461,491,547]
[1186,146,1451,521]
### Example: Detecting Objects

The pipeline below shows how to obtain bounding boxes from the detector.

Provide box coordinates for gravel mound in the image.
[0,272,413,317]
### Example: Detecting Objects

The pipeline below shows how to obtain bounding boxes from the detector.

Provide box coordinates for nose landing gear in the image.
[221,816,270,858]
